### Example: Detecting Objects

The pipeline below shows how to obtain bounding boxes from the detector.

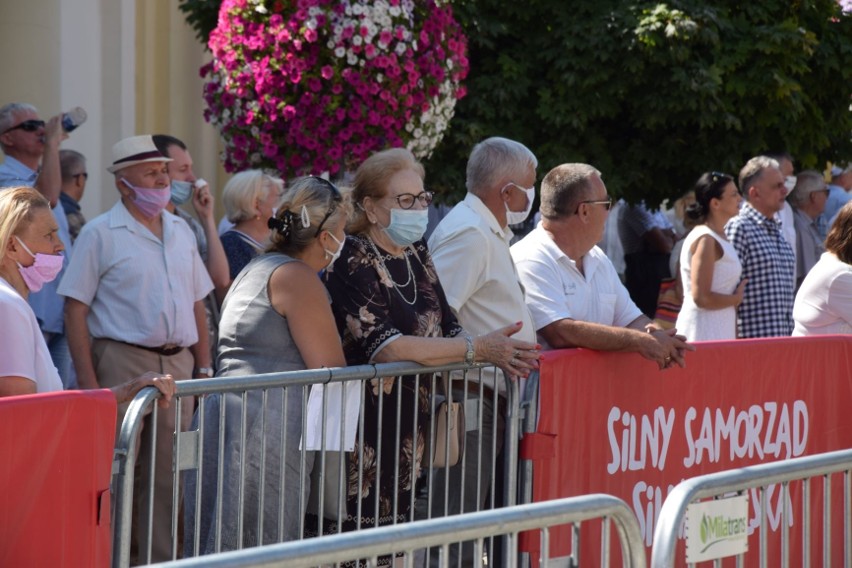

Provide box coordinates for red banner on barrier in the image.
[0,390,117,567]
[523,336,852,566]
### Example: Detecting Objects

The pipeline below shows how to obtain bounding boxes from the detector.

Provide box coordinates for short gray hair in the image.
[59,149,86,183]
[466,137,537,195]
[540,163,601,219]
[223,169,284,223]
[788,170,826,206]
[739,156,780,198]
[0,103,38,143]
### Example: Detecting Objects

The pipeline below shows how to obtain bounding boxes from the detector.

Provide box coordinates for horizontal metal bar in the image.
[154,495,646,568]
[167,361,491,398]
[652,449,852,568]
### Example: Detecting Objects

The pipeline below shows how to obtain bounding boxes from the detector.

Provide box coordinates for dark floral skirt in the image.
[304,375,431,565]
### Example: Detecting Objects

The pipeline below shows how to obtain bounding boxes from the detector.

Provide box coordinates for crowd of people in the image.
[1,98,851,564]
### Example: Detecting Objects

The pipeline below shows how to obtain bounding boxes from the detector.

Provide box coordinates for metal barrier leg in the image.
[424,380,505,567]
[517,371,539,568]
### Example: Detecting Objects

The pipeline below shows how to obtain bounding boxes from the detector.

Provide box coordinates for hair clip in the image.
[300,205,311,229]
[268,209,294,242]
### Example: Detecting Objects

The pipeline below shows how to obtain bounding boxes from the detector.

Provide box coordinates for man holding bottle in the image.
[0,102,78,387]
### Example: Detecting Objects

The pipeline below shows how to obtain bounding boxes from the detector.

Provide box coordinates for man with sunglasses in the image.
[512,163,692,370]
[0,102,77,388]
[425,137,538,567]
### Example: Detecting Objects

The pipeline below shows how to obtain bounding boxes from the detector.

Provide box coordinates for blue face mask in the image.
[170,179,193,205]
[382,208,428,247]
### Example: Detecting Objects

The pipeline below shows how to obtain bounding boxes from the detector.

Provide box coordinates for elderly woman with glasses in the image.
[674,172,747,340]
[315,148,539,546]
[793,201,852,336]
[185,176,351,554]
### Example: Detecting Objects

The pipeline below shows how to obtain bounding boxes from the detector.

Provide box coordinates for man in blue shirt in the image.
[0,102,76,387]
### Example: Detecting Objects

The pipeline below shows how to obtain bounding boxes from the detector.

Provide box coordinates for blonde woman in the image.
[0,186,175,401]
[220,169,284,281]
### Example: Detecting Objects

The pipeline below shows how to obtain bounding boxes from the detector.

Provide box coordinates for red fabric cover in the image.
[522,336,852,566]
[0,389,116,567]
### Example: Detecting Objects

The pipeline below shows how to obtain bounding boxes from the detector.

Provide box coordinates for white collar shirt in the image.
[58,200,213,347]
[511,224,642,349]
[428,193,536,392]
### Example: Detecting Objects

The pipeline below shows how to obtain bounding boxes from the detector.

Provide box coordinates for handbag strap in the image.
[438,372,452,404]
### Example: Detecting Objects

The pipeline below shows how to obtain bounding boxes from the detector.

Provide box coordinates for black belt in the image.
[117,340,184,357]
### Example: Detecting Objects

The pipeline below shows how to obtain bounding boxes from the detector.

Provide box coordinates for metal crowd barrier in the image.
[152,495,646,568]
[651,448,852,568]
[111,361,521,567]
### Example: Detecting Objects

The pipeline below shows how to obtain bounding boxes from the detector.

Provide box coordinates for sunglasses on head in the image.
[3,119,45,134]
[308,176,343,237]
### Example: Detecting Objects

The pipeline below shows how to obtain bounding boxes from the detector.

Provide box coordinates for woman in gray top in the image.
[185,176,350,555]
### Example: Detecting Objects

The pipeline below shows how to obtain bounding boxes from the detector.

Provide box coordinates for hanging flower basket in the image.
[201,0,469,175]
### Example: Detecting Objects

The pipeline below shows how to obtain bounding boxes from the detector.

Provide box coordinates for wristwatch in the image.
[195,367,214,377]
[464,335,475,366]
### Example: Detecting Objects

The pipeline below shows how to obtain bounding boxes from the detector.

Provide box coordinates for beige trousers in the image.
[94,338,194,564]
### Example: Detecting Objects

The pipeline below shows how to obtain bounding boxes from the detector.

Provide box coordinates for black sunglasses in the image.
[309,176,343,236]
[3,119,45,134]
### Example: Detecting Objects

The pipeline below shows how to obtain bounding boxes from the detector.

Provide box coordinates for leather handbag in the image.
[431,374,464,468]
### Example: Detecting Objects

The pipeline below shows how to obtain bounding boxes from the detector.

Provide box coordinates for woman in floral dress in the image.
[316,148,538,550]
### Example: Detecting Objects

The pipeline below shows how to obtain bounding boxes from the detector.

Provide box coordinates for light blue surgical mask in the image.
[382,208,428,246]
[170,179,193,205]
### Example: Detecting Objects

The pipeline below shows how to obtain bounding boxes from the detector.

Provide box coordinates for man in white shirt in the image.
[59,135,214,562]
[427,137,538,566]
[511,163,691,368]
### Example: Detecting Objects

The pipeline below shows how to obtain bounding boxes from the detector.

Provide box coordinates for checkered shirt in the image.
[725,202,795,338]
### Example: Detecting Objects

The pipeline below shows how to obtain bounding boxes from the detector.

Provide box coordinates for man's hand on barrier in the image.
[643,328,694,370]
[109,372,176,407]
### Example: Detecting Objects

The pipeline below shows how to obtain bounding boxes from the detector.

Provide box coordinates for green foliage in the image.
[178,0,852,207]
[424,0,852,207]
[177,0,221,45]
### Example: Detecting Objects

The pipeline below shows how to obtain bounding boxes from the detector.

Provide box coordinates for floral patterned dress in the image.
[318,234,463,539]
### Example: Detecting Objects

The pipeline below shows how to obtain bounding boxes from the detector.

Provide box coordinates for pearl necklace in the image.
[366,237,418,305]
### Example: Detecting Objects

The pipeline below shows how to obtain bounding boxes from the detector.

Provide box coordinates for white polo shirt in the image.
[428,193,536,393]
[58,200,213,348]
[511,224,642,349]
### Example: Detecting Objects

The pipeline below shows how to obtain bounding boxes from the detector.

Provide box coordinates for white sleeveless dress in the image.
[675,225,743,340]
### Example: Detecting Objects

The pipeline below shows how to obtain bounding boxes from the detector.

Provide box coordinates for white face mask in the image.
[503,183,536,226]
[784,176,796,192]
[324,231,345,267]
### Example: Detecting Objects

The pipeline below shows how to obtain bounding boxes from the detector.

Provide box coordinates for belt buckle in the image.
[162,343,179,351]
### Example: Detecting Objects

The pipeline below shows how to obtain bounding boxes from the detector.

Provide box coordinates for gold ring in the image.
[513,350,520,358]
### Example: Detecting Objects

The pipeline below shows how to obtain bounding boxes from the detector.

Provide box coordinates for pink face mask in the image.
[15,236,64,292]
[121,178,171,218]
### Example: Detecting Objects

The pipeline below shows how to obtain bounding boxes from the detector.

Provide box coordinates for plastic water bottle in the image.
[62,107,87,133]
